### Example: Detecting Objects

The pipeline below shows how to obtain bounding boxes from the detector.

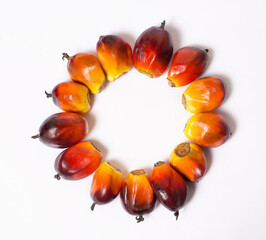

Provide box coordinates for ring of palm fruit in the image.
[32,21,230,222]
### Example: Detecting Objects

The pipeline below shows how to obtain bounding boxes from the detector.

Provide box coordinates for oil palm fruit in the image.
[133,20,173,78]
[150,161,187,220]
[96,35,132,81]
[168,47,208,87]
[54,141,102,180]
[120,169,156,222]
[182,76,226,113]
[90,161,123,210]
[170,142,206,182]
[62,53,106,94]
[45,81,90,114]
[184,112,230,147]
[31,112,88,148]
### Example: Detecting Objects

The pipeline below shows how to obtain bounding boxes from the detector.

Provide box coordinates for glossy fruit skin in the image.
[168,47,208,87]
[150,162,187,212]
[35,112,88,148]
[184,112,230,147]
[90,161,123,205]
[55,141,102,180]
[182,77,226,113]
[120,170,156,216]
[64,53,106,94]
[96,35,133,81]
[170,142,206,182]
[133,21,173,78]
[51,81,90,114]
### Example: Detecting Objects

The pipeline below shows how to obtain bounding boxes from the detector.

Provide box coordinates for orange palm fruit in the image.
[182,77,226,113]
[133,20,173,78]
[45,81,90,114]
[184,112,230,147]
[168,47,208,87]
[31,112,88,148]
[54,141,102,180]
[90,161,123,210]
[120,169,156,222]
[150,161,187,220]
[96,35,132,81]
[62,53,106,94]
[170,142,206,182]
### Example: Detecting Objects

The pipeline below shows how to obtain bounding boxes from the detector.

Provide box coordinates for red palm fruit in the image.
[133,20,173,78]
[62,53,106,94]
[54,141,102,180]
[182,77,226,113]
[168,47,209,87]
[170,142,206,182]
[96,35,132,81]
[31,112,88,148]
[150,161,187,220]
[45,81,90,114]
[184,112,231,147]
[90,161,123,210]
[120,169,156,222]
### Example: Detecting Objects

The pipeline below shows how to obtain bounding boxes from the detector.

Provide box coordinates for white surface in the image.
[1,0,266,239]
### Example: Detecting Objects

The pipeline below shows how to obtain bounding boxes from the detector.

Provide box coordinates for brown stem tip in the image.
[62,53,70,61]
[31,134,39,139]
[136,215,144,223]
[91,203,96,211]
[45,91,52,98]
[160,20,166,29]
[174,210,179,220]
[54,173,61,180]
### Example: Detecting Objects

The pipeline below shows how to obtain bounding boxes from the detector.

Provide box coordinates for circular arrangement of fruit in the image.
[32,21,230,223]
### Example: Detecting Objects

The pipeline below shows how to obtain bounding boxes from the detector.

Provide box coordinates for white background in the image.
[1,0,266,239]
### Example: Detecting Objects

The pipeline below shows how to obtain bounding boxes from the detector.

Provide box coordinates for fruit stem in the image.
[174,210,179,220]
[54,173,61,180]
[62,53,70,61]
[204,49,209,53]
[91,203,96,211]
[45,91,52,98]
[160,20,166,29]
[135,215,144,223]
[31,134,39,139]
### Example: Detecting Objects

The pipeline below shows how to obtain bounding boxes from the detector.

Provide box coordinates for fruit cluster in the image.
[33,21,230,222]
